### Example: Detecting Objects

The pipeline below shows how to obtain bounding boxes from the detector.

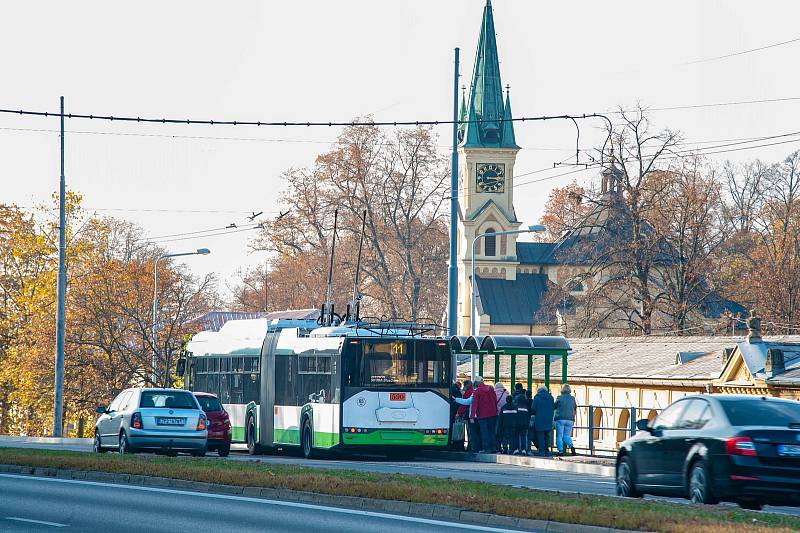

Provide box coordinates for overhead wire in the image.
[681,36,800,65]
[148,225,262,244]
[0,106,612,129]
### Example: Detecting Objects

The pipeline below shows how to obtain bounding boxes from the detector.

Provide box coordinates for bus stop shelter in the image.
[450,335,572,390]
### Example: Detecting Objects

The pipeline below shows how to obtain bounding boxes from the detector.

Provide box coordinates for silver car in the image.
[94,388,208,456]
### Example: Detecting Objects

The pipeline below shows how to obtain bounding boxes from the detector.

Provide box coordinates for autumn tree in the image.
[246,122,449,322]
[0,197,217,436]
[648,160,728,332]
[537,181,592,242]
[722,152,800,332]
[569,108,680,335]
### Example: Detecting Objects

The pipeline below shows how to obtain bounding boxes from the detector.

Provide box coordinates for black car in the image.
[616,394,800,510]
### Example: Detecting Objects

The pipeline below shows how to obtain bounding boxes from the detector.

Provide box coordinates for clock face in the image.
[476,163,505,193]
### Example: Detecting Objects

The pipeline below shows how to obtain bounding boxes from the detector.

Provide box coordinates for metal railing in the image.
[569,404,662,456]
[456,404,664,456]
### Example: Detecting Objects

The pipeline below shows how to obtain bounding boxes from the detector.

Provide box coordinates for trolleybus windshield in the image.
[345,339,449,387]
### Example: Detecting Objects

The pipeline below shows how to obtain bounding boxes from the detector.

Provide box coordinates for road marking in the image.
[5,517,67,527]
[0,474,529,532]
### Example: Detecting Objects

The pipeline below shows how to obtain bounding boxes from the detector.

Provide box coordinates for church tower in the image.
[457,0,522,335]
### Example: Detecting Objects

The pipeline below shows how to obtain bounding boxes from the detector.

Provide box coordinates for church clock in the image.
[476,163,505,193]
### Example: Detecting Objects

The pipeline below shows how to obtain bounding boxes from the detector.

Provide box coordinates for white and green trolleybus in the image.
[185,317,452,458]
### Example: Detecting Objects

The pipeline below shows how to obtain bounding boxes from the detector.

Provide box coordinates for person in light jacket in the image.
[493,382,509,450]
[554,384,578,456]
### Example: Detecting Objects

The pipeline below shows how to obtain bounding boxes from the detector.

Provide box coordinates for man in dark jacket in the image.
[495,396,517,454]
[512,383,530,455]
[531,386,555,457]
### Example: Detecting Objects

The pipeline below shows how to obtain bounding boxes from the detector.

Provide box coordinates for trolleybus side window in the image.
[274,354,297,406]
[192,354,260,404]
[298,352,332,403]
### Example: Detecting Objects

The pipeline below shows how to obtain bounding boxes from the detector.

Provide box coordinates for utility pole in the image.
[53,96,66,437]
[447,47,460,336]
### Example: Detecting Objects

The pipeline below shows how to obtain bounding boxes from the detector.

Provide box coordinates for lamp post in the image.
[470,225,545,378]
[151,248,210,385]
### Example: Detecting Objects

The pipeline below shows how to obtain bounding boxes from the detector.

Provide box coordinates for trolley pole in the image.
[53,96,66,437]
[447,47,460,337]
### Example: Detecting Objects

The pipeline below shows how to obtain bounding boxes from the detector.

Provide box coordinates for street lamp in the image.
[151,248,211,385]
[470,225,545,378]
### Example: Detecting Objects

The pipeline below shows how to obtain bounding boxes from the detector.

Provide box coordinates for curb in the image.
[422,450,616,478]
[0,463,633,533]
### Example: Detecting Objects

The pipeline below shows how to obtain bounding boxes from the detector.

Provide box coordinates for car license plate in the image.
[389,392,406,401]
[156,417,185,426]
[777,444,800,457]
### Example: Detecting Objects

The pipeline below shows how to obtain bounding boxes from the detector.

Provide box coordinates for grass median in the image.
[0,448,798,533]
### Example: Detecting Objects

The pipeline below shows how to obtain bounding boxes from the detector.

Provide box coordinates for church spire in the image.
[458,85,467,143]
[461,0,517,149]
[501,85,518,148]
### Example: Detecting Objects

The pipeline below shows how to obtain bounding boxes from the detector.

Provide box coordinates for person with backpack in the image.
[512,383,530,455]
[495,395,517,454]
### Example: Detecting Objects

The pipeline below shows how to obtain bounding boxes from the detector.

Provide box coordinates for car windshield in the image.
[196,395,222,412]
[719,398,800,427]
[140,391,197,410]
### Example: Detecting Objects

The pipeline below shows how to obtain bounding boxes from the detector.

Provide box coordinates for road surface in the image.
[1,440,797,517]
[0,473,526,532]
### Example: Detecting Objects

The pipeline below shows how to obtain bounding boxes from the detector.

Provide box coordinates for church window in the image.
[484,228,497,257]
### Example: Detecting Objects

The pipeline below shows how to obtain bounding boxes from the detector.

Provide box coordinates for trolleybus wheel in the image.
[246,414,261,455]
[302,419,317,459]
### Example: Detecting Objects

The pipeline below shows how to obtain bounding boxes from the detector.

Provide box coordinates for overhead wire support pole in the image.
[447,47,460,337]
[53,96,66,437]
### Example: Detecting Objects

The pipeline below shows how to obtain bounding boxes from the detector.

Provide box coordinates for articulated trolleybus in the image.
[186,316,452,458]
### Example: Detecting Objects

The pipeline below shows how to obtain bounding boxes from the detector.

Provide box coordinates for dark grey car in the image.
[94,388,208,456]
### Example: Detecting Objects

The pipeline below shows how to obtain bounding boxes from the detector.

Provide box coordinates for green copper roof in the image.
[461,0,519,149]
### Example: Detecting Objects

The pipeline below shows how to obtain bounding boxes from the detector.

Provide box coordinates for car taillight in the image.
[197,414,207,431]
[131,412,143,430]
[725,436,757,456]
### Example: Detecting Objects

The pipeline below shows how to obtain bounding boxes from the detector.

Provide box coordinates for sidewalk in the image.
[422,450,616,478]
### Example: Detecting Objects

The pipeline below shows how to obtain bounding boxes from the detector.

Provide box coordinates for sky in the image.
[3,1,800,296]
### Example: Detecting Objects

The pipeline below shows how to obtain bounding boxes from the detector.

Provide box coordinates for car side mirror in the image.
[635,419,651,432]
[96,405,107,414]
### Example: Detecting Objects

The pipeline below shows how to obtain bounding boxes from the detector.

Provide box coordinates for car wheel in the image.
[688,460,718,505]
[191,447,207,458]
[93,432,107,453]
[218,443,231,457]
[302,419,316,459]
[737,499,763,511]
[246,415,261,455]
[616,456,641,498]
[118,432,133,455]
